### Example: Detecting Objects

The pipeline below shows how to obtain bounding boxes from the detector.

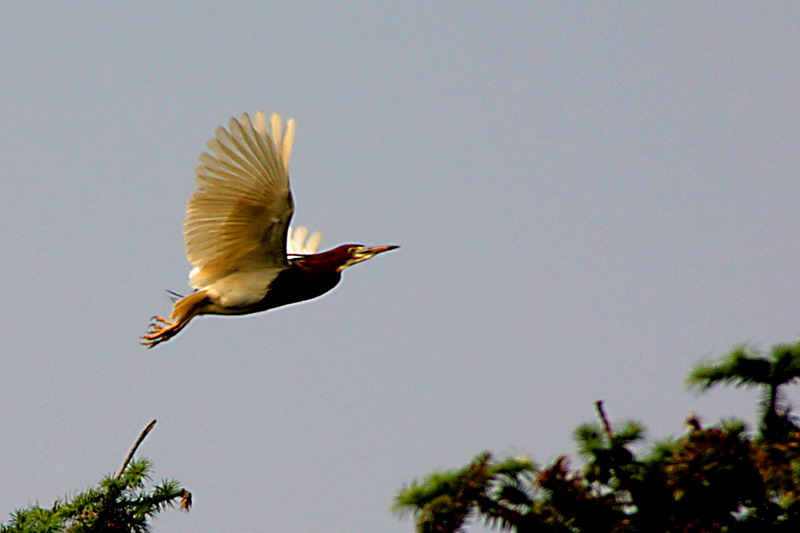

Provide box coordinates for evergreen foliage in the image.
[396,341,800,532]
[688,343,800,439]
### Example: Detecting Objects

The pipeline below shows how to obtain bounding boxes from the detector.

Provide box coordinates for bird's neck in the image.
[291,249,348,273]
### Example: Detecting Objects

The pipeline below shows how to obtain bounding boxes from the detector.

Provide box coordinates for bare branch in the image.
[116,419,157,479]
[595,400,614,441]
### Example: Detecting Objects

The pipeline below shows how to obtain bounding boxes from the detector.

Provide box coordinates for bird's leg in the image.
[140,289,210,348]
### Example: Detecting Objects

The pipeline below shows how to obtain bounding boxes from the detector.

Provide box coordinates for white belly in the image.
[204,269,280,309]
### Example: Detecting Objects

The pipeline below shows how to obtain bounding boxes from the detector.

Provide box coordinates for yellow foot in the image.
[141,316,179,348]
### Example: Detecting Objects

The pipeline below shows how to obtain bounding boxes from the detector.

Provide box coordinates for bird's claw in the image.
[141,316,178,348]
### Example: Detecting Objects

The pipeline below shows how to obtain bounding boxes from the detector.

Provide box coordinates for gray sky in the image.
[2,3,800,532]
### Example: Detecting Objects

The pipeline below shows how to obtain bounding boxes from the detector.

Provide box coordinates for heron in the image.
[142,111,397,348]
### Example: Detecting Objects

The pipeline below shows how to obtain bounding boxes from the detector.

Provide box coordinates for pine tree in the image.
[1,421,190,533]
[396,341,800,532]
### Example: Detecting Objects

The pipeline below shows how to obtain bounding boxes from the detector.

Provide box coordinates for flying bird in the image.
[142,111,398,348]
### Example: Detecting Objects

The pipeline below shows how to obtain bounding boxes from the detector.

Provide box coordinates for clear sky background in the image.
[2,3,800,532]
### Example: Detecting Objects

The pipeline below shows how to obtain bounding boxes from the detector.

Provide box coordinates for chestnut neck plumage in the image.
[291,244,360,273]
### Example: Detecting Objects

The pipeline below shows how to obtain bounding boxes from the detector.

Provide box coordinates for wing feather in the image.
[287,226,322,255]
[229,119,270,177]
[280,120,295,169]
[184,111,295,289]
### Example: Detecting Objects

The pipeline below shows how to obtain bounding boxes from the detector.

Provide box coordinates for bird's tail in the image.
[166,289,185,303]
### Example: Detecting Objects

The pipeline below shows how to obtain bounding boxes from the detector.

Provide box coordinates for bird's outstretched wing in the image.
[184,112,295,289]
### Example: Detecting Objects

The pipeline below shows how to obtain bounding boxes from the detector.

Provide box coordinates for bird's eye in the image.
[347,246,357,254]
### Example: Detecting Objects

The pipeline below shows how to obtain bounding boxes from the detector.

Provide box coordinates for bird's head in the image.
[336,244,400,271]
[293,244,399,273]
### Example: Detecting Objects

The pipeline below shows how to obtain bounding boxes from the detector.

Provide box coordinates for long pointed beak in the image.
[362,244,400,256]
